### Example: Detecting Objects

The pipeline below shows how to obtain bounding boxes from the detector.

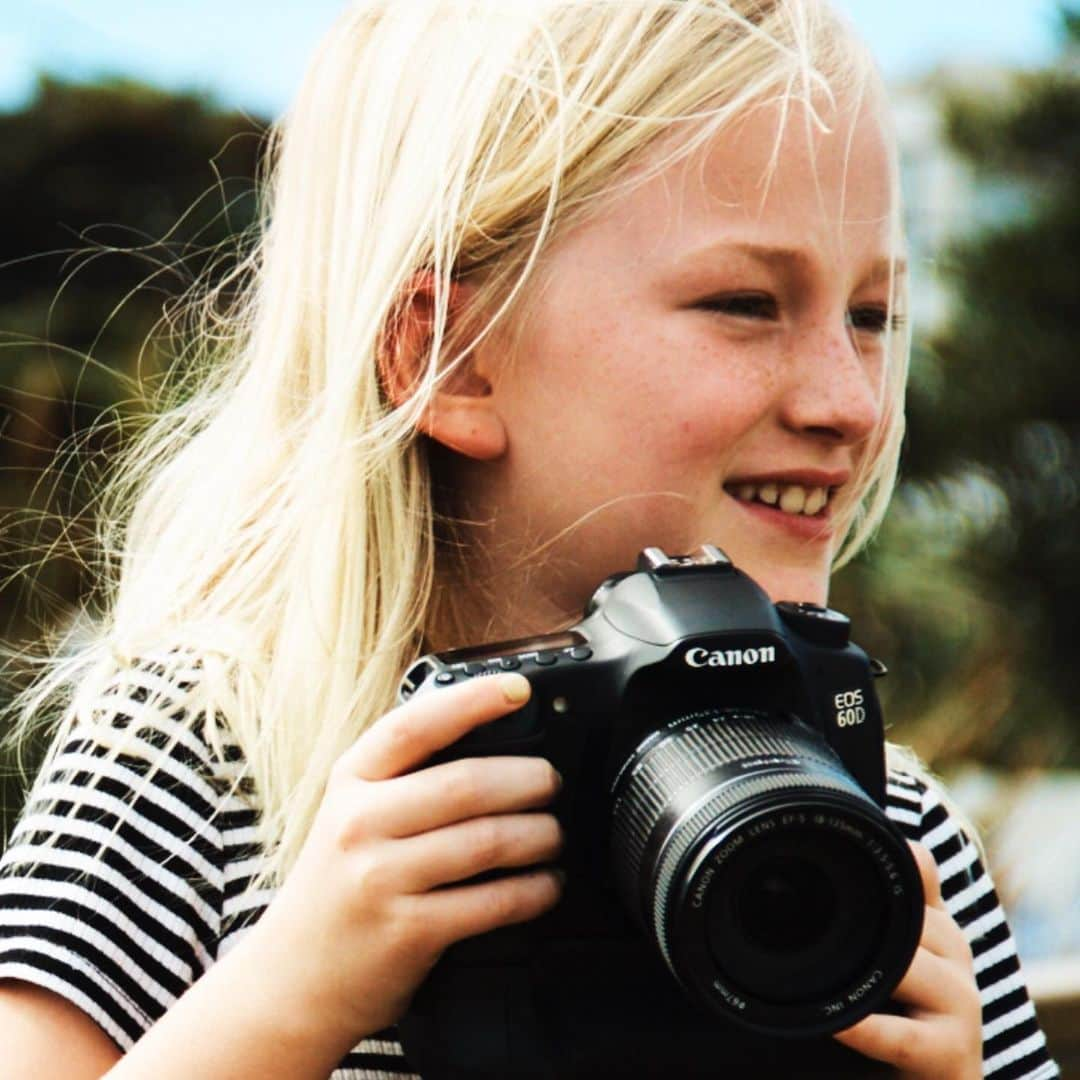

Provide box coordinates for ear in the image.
[379,271,507,461]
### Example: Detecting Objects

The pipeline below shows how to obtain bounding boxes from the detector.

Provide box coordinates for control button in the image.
[465,662,489,676]
[499,656,522,671]
[568,646,593,661]
[534,651,558,666]
[435,671,456,685]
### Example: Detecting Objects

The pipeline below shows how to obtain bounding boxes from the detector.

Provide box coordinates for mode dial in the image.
[775,600,851,648]
[584,572,631,616]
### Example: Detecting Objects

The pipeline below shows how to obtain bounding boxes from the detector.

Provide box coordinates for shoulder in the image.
[886,766,977,862]
[885,767,985,917]
[886,768,1060,1078]
[5,647,256,877]
[0,649,257,1049]
[884,767,928,839]
[52,647,249,801]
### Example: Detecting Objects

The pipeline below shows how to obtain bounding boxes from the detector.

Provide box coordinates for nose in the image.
[778,318,884,446]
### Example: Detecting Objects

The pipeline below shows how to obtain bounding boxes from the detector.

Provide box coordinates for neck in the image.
[424,530,581,655]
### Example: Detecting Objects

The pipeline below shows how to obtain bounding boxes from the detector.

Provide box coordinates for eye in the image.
[846,305,905,334]
[698,293,778,320]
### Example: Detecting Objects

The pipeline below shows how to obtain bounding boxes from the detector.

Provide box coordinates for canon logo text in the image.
[684,645,777,669]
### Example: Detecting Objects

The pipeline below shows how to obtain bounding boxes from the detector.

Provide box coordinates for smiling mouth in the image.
[723,481,834,518]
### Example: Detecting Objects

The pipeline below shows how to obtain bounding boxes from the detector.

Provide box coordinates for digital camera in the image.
[396,546,924,1079]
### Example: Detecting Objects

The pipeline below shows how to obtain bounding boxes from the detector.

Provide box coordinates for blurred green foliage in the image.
[0,75,264,629]
[832,9,1080,771]
[0,76,265,819]
[2,9,1080,827]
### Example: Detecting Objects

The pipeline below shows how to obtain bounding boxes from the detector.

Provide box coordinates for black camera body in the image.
[396,547,923,1079]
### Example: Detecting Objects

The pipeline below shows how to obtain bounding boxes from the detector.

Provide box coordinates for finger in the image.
[833,1010,921,1068]
[908,841,944,910]
[367,756,562,837]
[888,944,972,1012]
[420,866,565,946]
[919,904,974,969]
[342,673,532,780]
[395,813,563,892]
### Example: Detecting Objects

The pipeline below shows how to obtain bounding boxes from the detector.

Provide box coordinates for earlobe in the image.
[379,271,508,461]
[423,394,508,461]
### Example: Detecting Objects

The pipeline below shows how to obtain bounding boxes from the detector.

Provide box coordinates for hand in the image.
[245,673,564,1058]
[832,841,982,1079]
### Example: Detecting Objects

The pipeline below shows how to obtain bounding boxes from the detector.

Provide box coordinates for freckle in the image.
[681,421,691,434]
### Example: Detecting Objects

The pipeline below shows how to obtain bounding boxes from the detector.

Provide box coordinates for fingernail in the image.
[502,673,531,704]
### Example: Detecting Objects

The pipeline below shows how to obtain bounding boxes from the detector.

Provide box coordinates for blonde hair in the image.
[3,0,910,889]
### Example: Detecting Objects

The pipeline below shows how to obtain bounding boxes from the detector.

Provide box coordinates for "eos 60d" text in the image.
[834,689,865,727]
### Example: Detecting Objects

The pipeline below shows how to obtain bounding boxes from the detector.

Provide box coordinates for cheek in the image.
[627,360,779,469]
[510,297,777,472]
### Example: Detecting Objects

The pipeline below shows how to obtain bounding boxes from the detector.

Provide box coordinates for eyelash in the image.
[699,294,905,334]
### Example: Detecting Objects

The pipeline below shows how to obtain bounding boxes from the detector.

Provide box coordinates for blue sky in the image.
[0,1,1068,119]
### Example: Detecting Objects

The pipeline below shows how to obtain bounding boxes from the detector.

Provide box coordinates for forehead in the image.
[599,93,896,270]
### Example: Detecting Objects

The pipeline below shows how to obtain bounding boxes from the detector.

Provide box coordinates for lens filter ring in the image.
[667,794,924,1036]
[609,711,924,1038]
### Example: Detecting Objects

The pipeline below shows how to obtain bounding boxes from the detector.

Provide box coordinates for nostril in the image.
[804,424,846,441]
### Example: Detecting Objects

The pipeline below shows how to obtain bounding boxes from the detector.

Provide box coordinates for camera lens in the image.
[739,853,834,952]
[707,825,888,1006]
[609,710,923,1036]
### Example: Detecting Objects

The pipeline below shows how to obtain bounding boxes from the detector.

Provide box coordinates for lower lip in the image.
[727,494,835,542]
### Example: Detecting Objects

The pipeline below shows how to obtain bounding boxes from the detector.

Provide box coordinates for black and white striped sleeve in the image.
[886,770,1059,1080]
[0,675,227,1051]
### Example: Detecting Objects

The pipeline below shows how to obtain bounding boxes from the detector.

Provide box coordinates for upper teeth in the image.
[730,483,830,516]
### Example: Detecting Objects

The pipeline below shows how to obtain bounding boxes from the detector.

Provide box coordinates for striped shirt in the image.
[0,657,1059,1078]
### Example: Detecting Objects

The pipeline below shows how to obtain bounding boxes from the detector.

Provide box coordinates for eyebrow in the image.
[672,241,907,286]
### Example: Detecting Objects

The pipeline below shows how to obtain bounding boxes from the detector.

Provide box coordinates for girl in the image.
[0,1,1059,1077]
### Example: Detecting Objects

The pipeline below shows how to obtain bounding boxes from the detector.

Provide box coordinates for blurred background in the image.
[1,0,1078,1069]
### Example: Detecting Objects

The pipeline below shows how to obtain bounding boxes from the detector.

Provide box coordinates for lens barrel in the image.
[610,710,923,1037]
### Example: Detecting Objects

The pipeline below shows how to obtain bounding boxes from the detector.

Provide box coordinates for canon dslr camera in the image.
[396,546,924,1079]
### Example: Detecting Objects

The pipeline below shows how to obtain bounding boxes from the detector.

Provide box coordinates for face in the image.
[454,92,900,641]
